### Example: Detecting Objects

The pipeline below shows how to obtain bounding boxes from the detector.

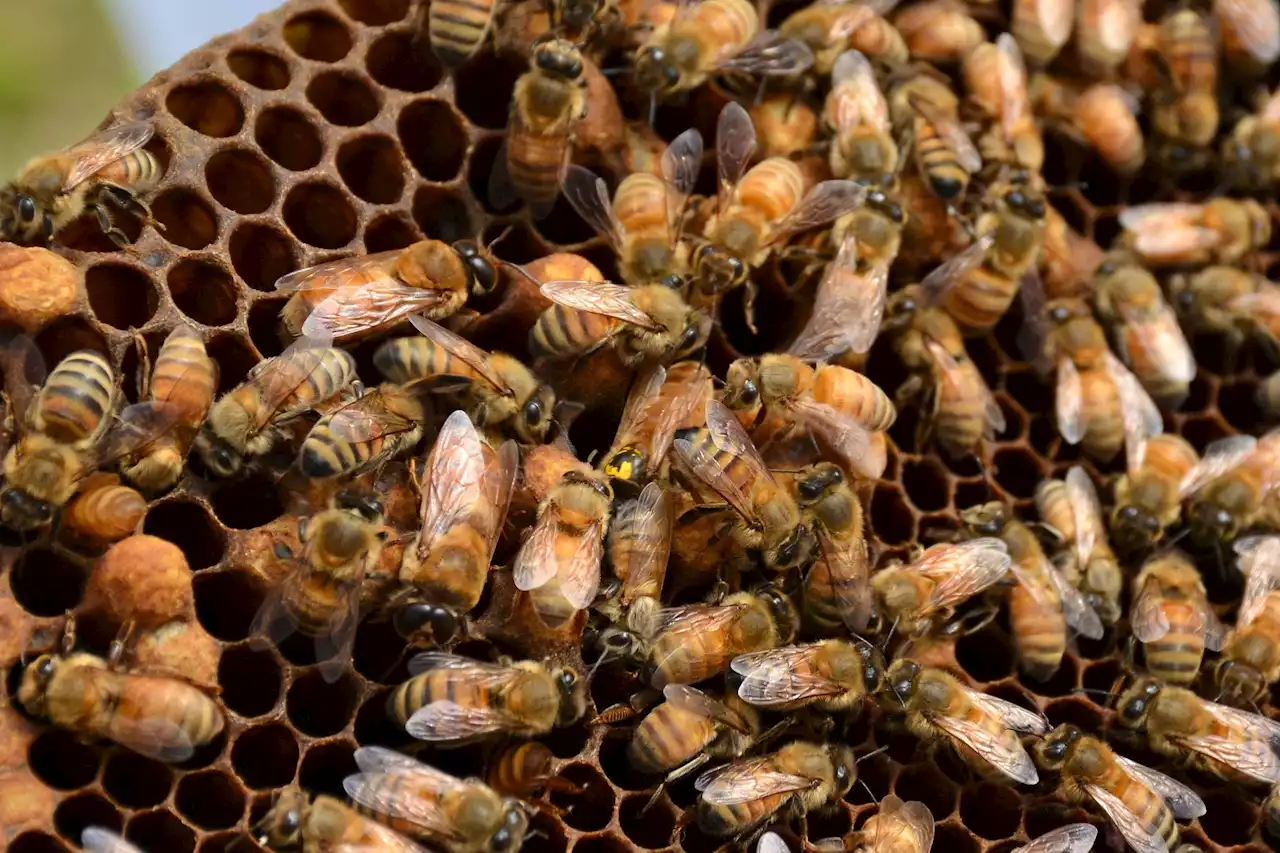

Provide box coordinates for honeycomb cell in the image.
[469,135,519,216]
[166,80,245,137]
[54,793,123,844]
[1217,378,1261,434]
[11,549,85,616]
[933,821,979,853]
[351,617,412,684]
[1199,789,1257,846]
[340,0,411,23]
[166,258,238,327]
[955,624,1016,683]
[28,730,100,790]
[210,475,285,530]
[308,71,381,127]
[619,794,677,849]
[993,447,1046,499]
[1180,415,1231,453]
[197,832,247,853]
[573,834,631,853]
[176,771,245,830]
[287,669,360,737]
[10,833,69,853]
[959,783,1021,840]
[284,11,354,61]
[337,135,405,203]
[248,297,289,358]
[283,182,358,249]
[299,740,358,800]
[1021,653,1077,698]
[195,570,267,642]
[256,107,324,171]
[226,48,291,90]
[536,196,598,246]
[230,222,298,291]
[232,723,301,789]
[870,485,915,545]
[485,222,542,264]
[218,642,283,717]
[1043,697,1103,731]
[102,751,174,809]
[83,262,157,330]
[127,810,196,853]
[144,501,227,569]
[525,810,569,853]
[849,750,894,804]
[894,762,957,820]
[367,30,442,92]
[395,103,469,185]
[364,214,420,252]
[413,185,475,243]
[550,764,614,831]
[205,148,276,215]
[453,52,524,129]
[902,458,950,511]
[152,188,218,250]
[597,729,651,792]
[354,687,415,749]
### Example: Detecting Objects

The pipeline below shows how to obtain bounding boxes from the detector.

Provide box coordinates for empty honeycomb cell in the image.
[340,0,411,23]
[953,480,990,510]
[1219,379,1263,433]
[894,762,957,820]
[901,458,950,512]
[1180,415,1232,453]
[127,810,196,853]
[337,135,406,203]
[298,740,358,799]
[525,811,569,853]
[992,447,1046,499]
[205,148,276,215]
[364,213,420,252]
[366,30,442,92]
[1024,805,1098,840]
[27,730,100,790]
[1199,790,1258,846]
[551,765,615,830]
[469,136,516,215]
[849,749,894,804]
[256,107,325,171]
[870,485,915,545]
[197,832,246,853]
[195,570,267,642]
[351,617,412,684]
[226,48,291,90]
[453,52,525,129]
[11,549,85,616]
[218,642,283,716]
[35,318,110,373]
[210,476,286,530]
[917,513,959,543]
[956,624,1016,683]
[354,687,415,748]
[413,185,476,243]
[618,794,677,849]
[932,821,980,853]
[487,222,545,264]
[284,11,354,61]
[536,196,601,247]
[1043,696,1105,732]
[248,297,289,358]
[166,80,245,139]
[399,101,469,183]
[308,71,381,127]
[175,771,245,830]
[102,751,174,809]
[995,396,1026,440]
[206,333,261,395]
[283,182,359,249]
[54,793,123,844]
[143,501,226,569]
[232,723,301,789]
[84,263,159,330]
[167,259,239,327]
[10,832,69,853]
[575,833,635,853]
[287,669,360,736]
[230,222,299,291]
[152,188,219,250]
[959,783,1022,840]
[597,730,651,792]
[1021,653,1078,697]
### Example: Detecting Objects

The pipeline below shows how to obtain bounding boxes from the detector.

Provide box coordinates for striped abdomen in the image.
[64,480,146,542]
[608,499,668,602]
[1009,566,1067,681]
[300,398,423,480]
[1227,593,1280,684]
[648,615,740,688]
[932,355,987,456]
[113,673,224,750]
[350,771,442,840]
[36,350,115,446]
[97,149,161,194]
[429,0,498,67]
[1160,11,1217,92]
[1123,434,1197,525]
[401,484,498,610]
[953,701,1025,780]
[285,571,353,637]
[387,667,497,727]
[615,173,678,284]
[1011,0,1067,65]
[1105,769,1178,852]
[679,0,758,68]
[913,115,968,200]
[257,348,357,425]
[1079,368,1123,462]
[802,532,869,635]
[941,264,1019,334]
[1143,599,1206,684]
[529,304,619,358]
[373,337,490,388]
[629,701,717,773]
[812,365,896,430]
[152,325,216,423]
[697,792,790,837]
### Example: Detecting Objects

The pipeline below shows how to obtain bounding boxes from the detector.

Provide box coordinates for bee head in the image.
[197,429,244,479]
[831,746,857,797]
[767,525,816,576]
[554,667,588,725]
[796,463,843,505]
[866,189,904,223]
[1215,658,1266,707]
[757,585,800,643]
[394,602,461,646]
[534,41,583,79]
[855,639,886,693]
[884,658,919,705]
[1035,723,1081,769]
[0,486,53,531]
[695,244,747,293]
[1116,679,1161,729]
[723,359,761,410]
[259,788,309,848]
[16,653,60,717]
[1110,504,1160,554]
[1189,500,1239,546]
[634,46,681,93]
[675,311,709,358]
[454,240,500,296]
[516,386,555,443]
[488,803,529,853]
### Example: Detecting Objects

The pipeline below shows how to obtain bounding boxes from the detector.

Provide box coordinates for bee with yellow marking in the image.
[486,742,578,799]
[882,659,1048,783]
[826,50,900,184]
[0,121,160,246]
[892,0,985,62]
[1076,0,1141,74]
[344,746,527,853]
[780,0,906,76]
[62,472,147,546]
[1130,550,1225,686]
[1110,434,1199,555]
[258,785,426,852]
[1120,200,1270,268]
[1213,536,1280,707]
[601,362,712,491]
[1034,724,1206,853]
[731,638,884,713]
[1224,86,1280,188]
[416,0,499,70]
[965,35,1044,172]
[888,69,981,204]
[795,462,873,635]
[1036,467,1123,625]
[1010,0,1073,66]
[299,383,428,481]
[389,652,587,745]
[849,794,936,853]
[1178,431,1280,548]
[871,539,1012,637]
[602,480,672,641]
[629,684,762,795]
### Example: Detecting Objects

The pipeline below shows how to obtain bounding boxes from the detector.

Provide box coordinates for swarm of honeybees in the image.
[8,0,1280,851]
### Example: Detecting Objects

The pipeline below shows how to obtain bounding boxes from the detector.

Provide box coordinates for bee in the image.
[1110,434,1199,554]
[1011,0,1073,66]
[731,638,884,713]
[194,337,357,479]
[389,652,587,744]
[415,0,497,69]
[826,50,900,184]
[1011,826,1100,853]
[1179,431,1280,547]
[1216,0,1280,72]
[394,410,518,647]
[780,1,907,76]
[1119,200,1270,268]
[81,829,145,853]
[0,121,160,246]
[257,785,425,851]
[1033,78,1145,175]
[62,472,147,546]
[673,400,815,572]
[1169,265,1280,360]
[1130,550,1225,685]
[870,538,1012,637]
[563,129,702,287]
[1093,256,1195,407]
[486,742,574,799]
[276,240,502,343]
[1035,467,1123,625]
[883,286,1006,458]
[1214,536,1280,706]
[1034,724,1207,853]
[848,794,935,853]
[1075,0,1141,73]
[695,102,867,332]
[1039,205,1104,300]
[892,0,985,62]
[601,362,712,490]
[694,741,856,838]
[252,491,389,682]
[629,683,761,787]
[603,480,673,638]
[1224,87,1280,188]
[882,659,1049,783]
[794,462,874,635]
[888,69,982,203]
[299,384,427,480]
[965,35,1044,172]
[344,746,528,853]
[1149,9,1220,165]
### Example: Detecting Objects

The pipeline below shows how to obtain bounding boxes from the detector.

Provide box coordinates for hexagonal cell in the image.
[287,668,361,737]
[1024,806,1100,841]
[485,221,542,264]
[126,810,196,853]
[196,570,267,642]
[893,762,957,821]
[33,317,109,370]
[152,188,218,250]
[365,214,421,253]
[1180,414,1231,453]
[1043,697,1104,731]
[206,332,261,396]
[308,71,381,128]
[545,719,592,759]
[10,833,69,853]
[848,749,894,804]
[340,0,411,23]
[1019,652,1077,697]
[218,642,283,717]
[597,728,653,792]
[166,79,244,137]
[248,298,289,359]
[400,100,468,181]
[28,730,100,790]
[354,686,415,749]
[367,30,442,92]
[210,475,285,529]
[931,821,979,853]
[299,740,358,800]
[205,148,275,215]
[84,263,158,330]
[870,484,915,545]
[164,258,237,328]
[616,792,676,849]
[54,793,123,845]
[351,616,411,684]
[454,51,525,129]
[11,549,85,616]
[284,182,358,248]
[143,501,227,569]
[226,48,291,89]
[1197,789,1257,846]
[469,135,519,216]
[992,447,1046,499]
[536,195,599,246]
[959,783,1022,839]
[524,810,568,853]
[955,623,1016,683]
[337,135,406,204]
[102,750,174,809]
[283,11,354,61]
[232,723,300,789]
[902,458,950,511]
[573,834,631,853]
[197,832,247,853]
[230,222,298,292]
[256,106,324,171]
[413,185,475,243]
[175,770,245,830]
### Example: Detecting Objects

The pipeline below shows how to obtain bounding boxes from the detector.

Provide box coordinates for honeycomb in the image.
[1,0,1279,852]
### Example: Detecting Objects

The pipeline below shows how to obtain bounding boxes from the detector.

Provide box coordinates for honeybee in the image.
[848,794,935,853]
[601,362,711,490]
[486,742,575,798]
[81,829,146,853]
[1093,255,1195,407]
[1178,431,1280,547]
[1214,536,1280,706]
[695,102,867,332]
[892,0,985,62]
[870,538,1012,637]
[299,384,428,480]
[795,462,873,635]
[884,286,1005,458]
[344,746,528,853]
[629,683,761,786]
[1110,434,1199,555]
[888,70,981,203]
[393,410,517,647]
[882,659,1049,784]
[961,501,1104,680]
[62,473,147,546]
[252,491,389,682]
[1149,9,1220,165]
[673,400,815,572]
[694,741,856,838]
[780,0,906,76]
[751,96,821,159]
[258,785,426,851]
[965,35,1044,172]
[1039,205,1104,300]
[1035,467,1123,625]
[1009,826,1099,853]
[1075,0,1140,74]
[194,337,358,478]
[1224,87,1280,188]
[1169,265,1280,360]
[826,50,900,184]
[1216,0,1280,72]
[788,233,897,369]
[1119,200,1270,267]
[604,480,672,637]
[1130,551,1225,685]
[277,240,501,343]
[1030,77,1145,175]
[1034,725,1207,853]
[389,652,587,744]
[1011,0,1073,66]
[416,0,497,68]
[0,121,160,246]
[731,638,884,712]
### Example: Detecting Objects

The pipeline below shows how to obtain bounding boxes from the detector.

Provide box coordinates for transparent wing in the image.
[996,34,1031,140]
[315,577,363,684]
[409,315,512,394]
[1083,784,1169,853]
[713,32,815,79]
[787,397,879,479]
[1012,823,1099,853]
[814,525,873,633]
[1238,536,1280,627]
[1117,203,1203,231]
[919,238,992,305]
[732,644,851,706]
[106,693,198,761]
[696,756,818,804]
[614,365,667,451]
[563,166,626,250]
[661,128,704,234]
[540,281,663,330]
[1056,356,1084,444]
[923,337,1004,438]
[655,602,748,639]
[678,400,774,524]
[251,336,350,430]
[416,410,487,559]
[961,684,1050,733]
[513,509,561,591]
[757,831,790,853]
[406,651,512,677]
[1202,695,1280,746]
[344,770,464,841]
[716,102,757,212]
[2,333,45,429]
[313,390,419,445]
[789,241,888,359]
[1065,466,1100,568]
[922,541,1013,612]
[300,276,457,340]
[879,796,935,853]
[912,538,1009,575]
[333,821,431,853]
[1179,435,1257,498]
[930,714,1039,784]
[354,744,435,773]
[615,482,673,603]
[1113,755,1206,819]
[275,250,401,294]
[909,94,982,174]
[558,522,606,611]
[1117,298,1196,386]
[63,121,154,190]
[1216,0,1280,62]
[1176,733,1280,784]
[406,700,516,742]
[1047,560,1105,639]
[82,828,143,853]
[1105,352,1163,474]
[1130,574,1171,643]
[770,180,868,244]
[663,683,752,732]
[1034,0,1074,48]
[98,401,181,468]
[831,49,890,133]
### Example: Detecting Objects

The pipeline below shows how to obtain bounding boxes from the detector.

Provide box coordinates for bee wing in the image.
[1055,356,1084,445]
[921,540,1013,612]
[814,525,874,633]
[616,482,673,601]
[908,94,982,174]
[540,281,664,331]
[1105,352,1163,474]
[929,713,1039,784]
[1117,203,1203,231]
[1118,204,1219,259]
[513,508,561,592]
[251,336,349,429]
[1116,299,1196,387]
[770,180,868,244]
[1046,559,1106,639]
[1033,0,1075,49]
[695,756,819,805]
[417,410,487,555]
[315,575,363,684]
[615,365,667,449]
[1081,784,1169,853]
[1199,599,1228,652]
[919,237,993,306]
[1179,435,1257,497]
[732,644,852,707]
[82,828,144,853]
[789,242,889,359]
[922,337,1005,438]
[61,121,154,190]
[995,34,1031,140]
[788,398,882,479]
[663,683,752,732]
[563,166,627,248]
[1238,536,1280,627]
[649,370,709,465]
[872,796,936,853]
[1130,574,1171,643]
[409,315,513,395]
[713,31,815,79]
[661,128,704,245]
[959,684,1050,733]
[1064,466,1099,568]
[716,102,757,212]
[98,400,182,467]
[654,602,749,639]
[1004,553,1056,610]
[302,277,461,341]
[677,400,772,523]
[405,699,517,742]
[557,522,606,611]
[1096,0,1141,54]
[1216,0,1280,62]
[315,390,420,444]
[2,333,45,429]
[1176,734,1280,784]
[1011,824,1099,853]
[831,50,890,133]
[107,697,198,762]
[332,823,431,853]
[1202,696,1280,746]
[914,537,1009,574]
[758,831,790,853]
[274,250,401,295]
[1113,755,1206,819]
[344,770,465,842]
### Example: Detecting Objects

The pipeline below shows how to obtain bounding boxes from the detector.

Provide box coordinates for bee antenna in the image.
[485,224,515,254]
[858,778,879,804]
[883,615,899,651]
[648,95,657,128]
[1163,527,1189,548]
[856,745,888,763]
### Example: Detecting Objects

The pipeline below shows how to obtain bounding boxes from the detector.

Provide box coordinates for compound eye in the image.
[1045,741,1066,760]
[1027,199,1045,217]
[560,670,579,689]
[1050,306,1070,323]
[835,764,850,783]
[281,811,301,834]
[490,828,513,851]
[679,324,699,350]
[1176,290,1195,310]
[1006,191,1026,209]
[828,467,843,485]
[523,399,544,426]
[17,196,35,223]
[1119,505,1139,519]
[663,65,680,85]
[1122,699,1145,720]
[740,379,759,404]
[661,274,683,290]
[36,657,54,680]
[798,479,824,500]
[1215,508,1233,528]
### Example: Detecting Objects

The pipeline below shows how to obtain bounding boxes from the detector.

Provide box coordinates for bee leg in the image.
[107,619,136,669]
[92,203,131,248]
[743,280,760,336]
[642,752,711,815]
[131,328,152,400]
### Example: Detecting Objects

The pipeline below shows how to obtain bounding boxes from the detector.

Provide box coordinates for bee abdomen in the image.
[529,305,613,358]
[508,132,569,208]
[697,793,787,837]
[152,328,216,420]
[299,428,369,479]
[941,267,1017,333]
[38,351,115,445]
[98,149,162,193]
[429,0,497,66]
